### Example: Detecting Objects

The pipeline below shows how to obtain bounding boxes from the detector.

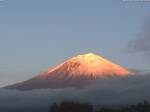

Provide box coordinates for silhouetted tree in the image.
[48,103,58,112]
[49,101,93,112]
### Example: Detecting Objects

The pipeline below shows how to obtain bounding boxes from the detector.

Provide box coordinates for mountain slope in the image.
[5,53,132,90]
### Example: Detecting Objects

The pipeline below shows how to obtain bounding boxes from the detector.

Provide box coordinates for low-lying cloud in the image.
[0,74,150,112]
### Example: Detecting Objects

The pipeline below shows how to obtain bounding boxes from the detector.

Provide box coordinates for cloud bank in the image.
[0,74,150,112]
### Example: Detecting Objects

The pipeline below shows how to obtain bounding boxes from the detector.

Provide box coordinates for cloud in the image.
[0,0,5,2]
[1,74,150,112]
[127,16,150,55]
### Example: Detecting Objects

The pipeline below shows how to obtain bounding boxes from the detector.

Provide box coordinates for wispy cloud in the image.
[0,0,5,2]
[127,16,150,55]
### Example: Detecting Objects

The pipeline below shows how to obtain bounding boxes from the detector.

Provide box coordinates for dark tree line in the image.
[49,101,93,112]
[49,100,150,112]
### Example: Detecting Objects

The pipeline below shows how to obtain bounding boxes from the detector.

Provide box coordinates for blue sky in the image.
[0,0,150,86]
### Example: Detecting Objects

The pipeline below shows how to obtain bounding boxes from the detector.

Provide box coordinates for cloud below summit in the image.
[1,74,150,112]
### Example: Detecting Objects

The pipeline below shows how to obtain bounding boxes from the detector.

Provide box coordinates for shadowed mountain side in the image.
[5,76,98,90]
[5,75,132,90]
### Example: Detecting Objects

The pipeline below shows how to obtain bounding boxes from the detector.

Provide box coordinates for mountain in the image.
[5,53,132,90]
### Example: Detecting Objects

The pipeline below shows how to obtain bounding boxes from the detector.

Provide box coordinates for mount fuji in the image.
[5,53,132,90]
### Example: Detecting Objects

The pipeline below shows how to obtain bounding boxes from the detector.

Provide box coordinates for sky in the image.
[0,0,150,87]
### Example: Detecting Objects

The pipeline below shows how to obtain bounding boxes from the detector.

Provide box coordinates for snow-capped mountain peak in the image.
[42,53,131,78]
[5,53,132,90]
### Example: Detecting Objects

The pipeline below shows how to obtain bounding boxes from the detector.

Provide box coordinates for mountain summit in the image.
[5,53,132,90]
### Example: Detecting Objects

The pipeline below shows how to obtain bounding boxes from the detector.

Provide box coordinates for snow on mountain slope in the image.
[42,53,131,78]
